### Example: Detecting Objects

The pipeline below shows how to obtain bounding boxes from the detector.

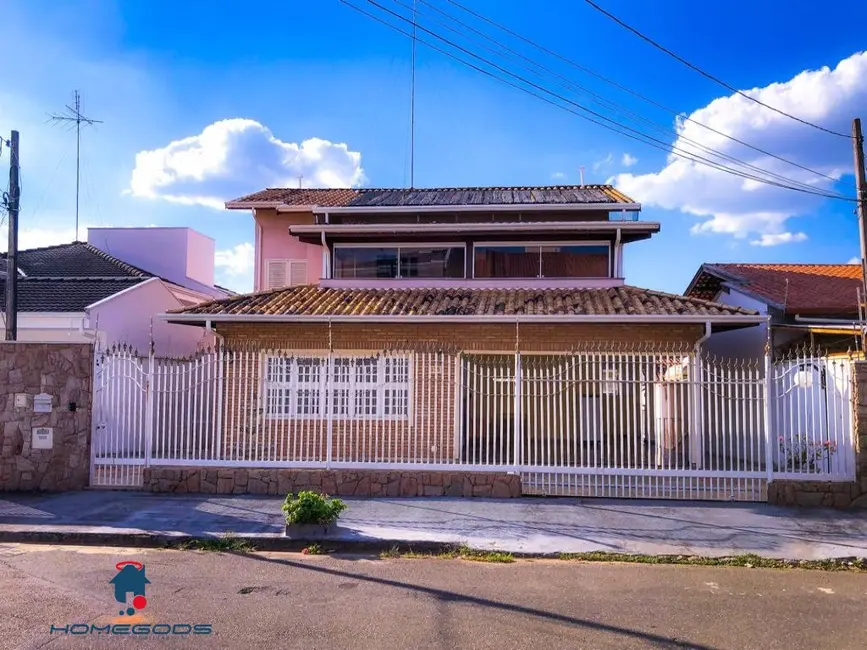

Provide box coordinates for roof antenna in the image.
[579,166,585,187]
[297,175,303,189]
[409,0,418,189]
[48,90,103,242]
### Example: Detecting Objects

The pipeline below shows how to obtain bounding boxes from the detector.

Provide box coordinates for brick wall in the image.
[209,322,699,466]
[0,343,93,491]
[216,322,705,352]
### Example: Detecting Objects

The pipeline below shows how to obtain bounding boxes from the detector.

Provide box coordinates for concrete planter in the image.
[283,522,338,539]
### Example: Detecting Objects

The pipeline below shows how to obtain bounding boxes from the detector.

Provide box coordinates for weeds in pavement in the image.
[302,543,325,555]
[177,533,255,553]
[556,552,867,572]
[380,544,514,563]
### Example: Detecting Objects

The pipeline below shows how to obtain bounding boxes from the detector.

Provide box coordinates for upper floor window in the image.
[473,242,610,278]
[333,245,465,279]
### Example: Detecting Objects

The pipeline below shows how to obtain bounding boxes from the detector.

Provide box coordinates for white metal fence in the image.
[90,342,858,499]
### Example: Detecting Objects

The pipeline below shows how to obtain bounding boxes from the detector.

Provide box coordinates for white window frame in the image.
[471,240,612,279]
[262,353,412,421]
[331,242,467,279]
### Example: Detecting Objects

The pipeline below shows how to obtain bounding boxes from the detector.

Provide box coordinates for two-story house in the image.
[160,186,762,486]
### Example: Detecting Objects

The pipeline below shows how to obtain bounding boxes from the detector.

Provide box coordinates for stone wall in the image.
[0,343,93,491]
[768,361,867,509]
[142,467,522,498]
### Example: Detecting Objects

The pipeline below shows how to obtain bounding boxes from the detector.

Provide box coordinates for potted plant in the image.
[282,491,347,539]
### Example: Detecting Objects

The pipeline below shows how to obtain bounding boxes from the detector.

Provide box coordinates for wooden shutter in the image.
[265,259,307,290]
[289,260,307,286]
[265,259,288,290]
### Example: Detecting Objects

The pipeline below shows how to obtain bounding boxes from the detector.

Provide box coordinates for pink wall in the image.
[88,279,213,356]
[254,209,322,290]
[185,229,216,287]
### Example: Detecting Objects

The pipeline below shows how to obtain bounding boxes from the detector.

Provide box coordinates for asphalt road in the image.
[0,544,864,650]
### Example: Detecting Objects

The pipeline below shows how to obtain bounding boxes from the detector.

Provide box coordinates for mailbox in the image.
[32,427,54,450]
[34,393,52,414]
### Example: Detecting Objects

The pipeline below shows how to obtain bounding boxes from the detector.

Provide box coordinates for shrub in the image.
[282,491,347,526]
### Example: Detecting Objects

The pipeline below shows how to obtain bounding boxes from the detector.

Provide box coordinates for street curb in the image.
[0,529,467,555]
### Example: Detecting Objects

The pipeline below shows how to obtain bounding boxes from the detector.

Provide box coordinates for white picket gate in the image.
[89,343,858,500]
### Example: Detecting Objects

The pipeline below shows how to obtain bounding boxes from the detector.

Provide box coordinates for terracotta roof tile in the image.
[687,263,863,316]
[171,286,757,319]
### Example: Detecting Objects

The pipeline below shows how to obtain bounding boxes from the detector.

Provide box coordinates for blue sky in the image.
[1,0,865,292]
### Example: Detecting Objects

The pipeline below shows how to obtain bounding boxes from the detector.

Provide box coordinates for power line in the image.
[397,0,846,197]
[436,0,843,183]
[581,0,852,139]
[343,0,855,202]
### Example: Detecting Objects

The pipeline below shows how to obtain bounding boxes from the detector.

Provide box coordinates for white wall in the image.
[88,279,213,356]
[88,227,222,298]
[703,288,768,360]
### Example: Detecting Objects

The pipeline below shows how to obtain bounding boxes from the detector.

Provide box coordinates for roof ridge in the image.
[80,243,155,278]
[710,262,860,267]
[262,184,619,191]
[10,276,149,282]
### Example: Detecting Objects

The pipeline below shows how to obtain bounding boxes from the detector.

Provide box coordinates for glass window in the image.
[399,247,465,278]
[473,246,541,278]
[263,355,411,420]
[474,244,610,278]
[541,245,610,278]
[334,246,465,279]
[333,247,398,278]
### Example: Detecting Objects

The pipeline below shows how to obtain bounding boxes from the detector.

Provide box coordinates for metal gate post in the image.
[144,345,155,467]
[513,351,522,471]
[763,340,774,486]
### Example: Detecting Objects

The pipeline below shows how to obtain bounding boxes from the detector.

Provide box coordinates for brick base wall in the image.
[142,467,523,498]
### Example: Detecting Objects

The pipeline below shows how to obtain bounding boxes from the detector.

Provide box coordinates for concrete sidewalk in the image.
[1,491,866,559]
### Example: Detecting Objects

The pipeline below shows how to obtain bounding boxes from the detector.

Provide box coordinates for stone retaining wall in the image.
[0,343,93,491]
[142,467,522,498]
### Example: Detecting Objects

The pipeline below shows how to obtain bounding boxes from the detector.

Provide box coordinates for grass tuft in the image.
[176,533,255,553]
[556,552,867,571]
[379,544,514,563]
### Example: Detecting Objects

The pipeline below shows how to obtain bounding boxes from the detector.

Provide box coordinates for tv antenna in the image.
[49,90,102,241]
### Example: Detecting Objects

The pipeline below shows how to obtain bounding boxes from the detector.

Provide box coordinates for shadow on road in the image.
[240,551,716,650]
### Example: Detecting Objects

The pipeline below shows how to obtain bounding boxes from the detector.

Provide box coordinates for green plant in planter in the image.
[282,491,347,526]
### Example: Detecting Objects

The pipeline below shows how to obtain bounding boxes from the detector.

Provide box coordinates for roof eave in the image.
[163,313,765,325]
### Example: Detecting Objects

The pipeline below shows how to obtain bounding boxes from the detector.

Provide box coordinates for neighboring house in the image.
[0,227,234,355]
[170,184,762,350]
[685,263,864,357]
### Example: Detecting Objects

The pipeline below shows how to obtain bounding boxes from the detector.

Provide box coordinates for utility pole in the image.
[48,90,102,241]
[5,131,20,341]
[854,119,867,301]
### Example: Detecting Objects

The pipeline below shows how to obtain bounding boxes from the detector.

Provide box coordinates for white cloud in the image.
[621,153,638,167]
[848,256,861,264]
[750,232,808,247]
[614,51,867,244]
[0,226,84,252]
[593,153,613,172]
[128,119,366,209]
[551,171,567,181]
[215,242,254,276]
[214,242,255,293]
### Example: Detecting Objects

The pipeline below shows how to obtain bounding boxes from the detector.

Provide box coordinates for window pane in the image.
[541,245,610,278]
[355,358,378,383]
[334,248,399,278]
[297,358,322,384]
[473,246,540,278]
[399,247,464,278]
